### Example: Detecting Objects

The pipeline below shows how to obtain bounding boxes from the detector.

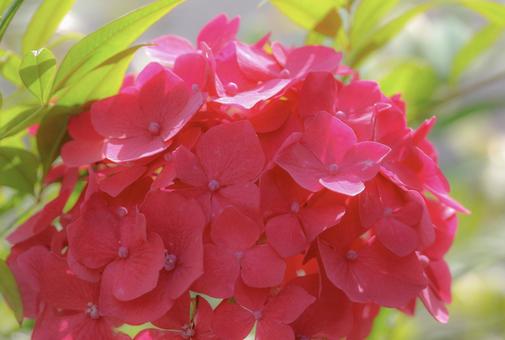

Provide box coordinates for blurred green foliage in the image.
[1,0,505,338]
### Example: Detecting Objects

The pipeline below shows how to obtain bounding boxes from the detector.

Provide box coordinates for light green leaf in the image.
[0,49,22,86]
[57,45,142,107]
[0,0,23,43]
[52,0,183,91]
[450,24,505,84]
[379,59,439,120]
[19,48,57,103]
[349,1,439,66]
[455,0,505,25]
[22,0,76,53]
[350,0,400,44]
[0,147,38,194]
[36,110,68,176]
[270,0,338,31]
[0,258,23,324]
[0,0,13,14]
[0,105,44,140]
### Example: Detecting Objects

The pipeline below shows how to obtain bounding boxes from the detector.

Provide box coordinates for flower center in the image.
[191,83,200,92]
[290,201,300,214]
[234,251,244,260]
[280,69,290,78]
[346,250,358,261]
[164,253,177,271]
[181,324,195,338]
[208,179,220,192]
[116,206,128,218]
[148,121,161,135]
[118,246,129,259]
[253,310,263,321]
[86,303,100,320]
[225,82,238,96]
[384,207,393,217]
[327,163,339,175]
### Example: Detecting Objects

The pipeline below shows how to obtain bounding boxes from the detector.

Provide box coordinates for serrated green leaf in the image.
[0,258,23,324]
[0,49,22,86]
[450,24,505,84]
[0,105,45,140]
[0,0,23,43]
[0,147,38,194]
[57,45,142,107]
[36,110,69,176]
[270,0,338,31]
[455,0,505,25]
[19,48,57,103]
[350,0,400,44]
[52,0,183,92]
[22,0,76,53]
[349,1,439,66]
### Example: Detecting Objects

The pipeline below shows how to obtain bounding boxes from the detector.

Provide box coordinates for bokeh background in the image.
[1,0,505,339]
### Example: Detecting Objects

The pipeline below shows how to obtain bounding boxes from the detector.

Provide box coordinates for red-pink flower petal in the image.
[241,244,286,288]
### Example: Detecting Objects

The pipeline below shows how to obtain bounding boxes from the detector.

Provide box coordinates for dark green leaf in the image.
[36,109,69,176]
[450,24,505,84]
[22,0,76,53]
[0,147,38,194]
[52,0,183,91]
[0,258,23,324]
[0,0,24,43]
[0,105,45,140]
[19,48,57,103]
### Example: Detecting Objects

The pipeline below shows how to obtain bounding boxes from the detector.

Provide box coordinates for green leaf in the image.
[379,59,439,121]
[0,147,38,194]
[455,0,505,25]
[0,0,23,43]
[19,48,57,103]
[22,0,76,53]
[350,0,400,44]
[450,24,505,84]
[349,1,439,66]
[0,258,23,324]
[0,105,44,140]
[270,0,338,31]
[36,110,69,176]
[57,45,143,107]
[0,49,23,86]
[52,0,183,91]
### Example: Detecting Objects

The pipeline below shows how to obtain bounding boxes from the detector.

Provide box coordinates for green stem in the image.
[0,0,25,43]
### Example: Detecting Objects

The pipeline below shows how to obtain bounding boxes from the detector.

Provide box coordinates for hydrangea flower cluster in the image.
[7,14,466,340]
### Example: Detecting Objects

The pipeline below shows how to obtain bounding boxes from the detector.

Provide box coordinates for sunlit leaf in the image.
[380,59,439,121]
[0,258,23,324]
[0,0,13,14]
[0,105,44,140]
[0,49,22,86]
[0,0,23,43]
[22,0,76,53]
[450,24,505,84]
[350,0,400,45]
[57,45,142,107]
[455,0,505,25]
[349,1,439,66]
[19,48,57,103]
[269,0,340,31]
[0,147,38,194]
[52,0,183,91]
